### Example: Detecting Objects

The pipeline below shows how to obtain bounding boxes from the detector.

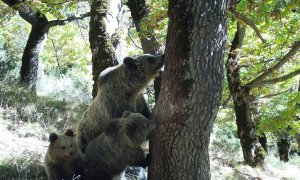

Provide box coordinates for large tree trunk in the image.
[149,0,229,179]
[226,22,266,167]
[20,25,48,91]
[89,0,117,98]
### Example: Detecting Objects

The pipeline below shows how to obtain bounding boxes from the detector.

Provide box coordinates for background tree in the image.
[226,0,300,166]
[258,79,300,161]
[1,0,89,92]
[89,0,117,98]
[126,0,163,55]
[149,0,229,179]
[126,0,167,100]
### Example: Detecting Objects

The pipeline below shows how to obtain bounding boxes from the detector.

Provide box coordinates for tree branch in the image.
[247,41,300,89]
[46,12,90,28]
[230,8,266,43]
[2,0,48,25]
[49,34,61,70]
[259,69,300,87]
[256,89,290,99]
[127,26,143,50]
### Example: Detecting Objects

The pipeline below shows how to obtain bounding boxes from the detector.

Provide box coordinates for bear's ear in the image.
[49,133,58,143]
[64,129,74,137]
[122,111,132,118]
[123,57,137,68]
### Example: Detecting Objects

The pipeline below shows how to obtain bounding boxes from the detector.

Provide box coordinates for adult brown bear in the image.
[77,54,164,151]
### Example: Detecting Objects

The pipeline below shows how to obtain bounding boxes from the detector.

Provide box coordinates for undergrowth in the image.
[0,79,90,132]
[0,71,92,179]
[0,158,46,180]
[1,75,300,179]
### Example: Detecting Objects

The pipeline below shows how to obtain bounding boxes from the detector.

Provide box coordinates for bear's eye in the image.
[61,146,66,150]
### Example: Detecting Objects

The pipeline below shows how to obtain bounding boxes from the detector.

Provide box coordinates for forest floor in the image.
[0,84,300,180]
[1,105,300,180]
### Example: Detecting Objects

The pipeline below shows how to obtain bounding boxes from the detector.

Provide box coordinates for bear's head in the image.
[48,129,80,161]
[105,111,157,146]
[123,54,165,82]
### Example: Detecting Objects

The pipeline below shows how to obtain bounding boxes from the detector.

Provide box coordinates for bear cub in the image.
[44,129,85,180]
[84,111,157,180]
[77,54,164,151]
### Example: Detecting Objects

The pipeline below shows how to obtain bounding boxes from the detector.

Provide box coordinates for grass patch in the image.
[0,81,89,131]
[0,158,46,180]
[0,75,91,180]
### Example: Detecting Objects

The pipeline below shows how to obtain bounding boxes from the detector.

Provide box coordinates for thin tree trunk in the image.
[126,0,163,101]
[149,0,229,179]
[277,79,300,161]
[259,133,268,153]
[253,101,268,153]
[20,25,48,91]
[126,0,162,55]
[277,136,291,162]
[89,0,117,98]
[226,22,266,167]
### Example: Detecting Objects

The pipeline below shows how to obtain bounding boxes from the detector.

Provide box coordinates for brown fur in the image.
[83,112,157,180]
[77,54,164,151]
[44,129,85,180]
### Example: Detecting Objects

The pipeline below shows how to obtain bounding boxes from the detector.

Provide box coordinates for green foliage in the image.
[0,80,90,131]
[141,0,168,44]
[230,0,300,85]
[42,23,90,76]
[20,0,87,20]
[212,119,241,153]
[258,91,300,135]
[0,15,30,81]
[225,0,300,140]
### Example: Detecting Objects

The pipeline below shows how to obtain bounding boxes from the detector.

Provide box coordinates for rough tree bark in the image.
[2,0,89,91]
[89,0,117,98]
[226,22,266,167]
[149,0,229,179]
